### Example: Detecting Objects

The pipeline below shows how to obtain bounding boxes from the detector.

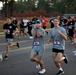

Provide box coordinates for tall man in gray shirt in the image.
[48,18,69,75]
[30,20,46,74]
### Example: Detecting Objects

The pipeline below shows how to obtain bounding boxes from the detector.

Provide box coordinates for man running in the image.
[30,20,46,74]
[3,17,20,60]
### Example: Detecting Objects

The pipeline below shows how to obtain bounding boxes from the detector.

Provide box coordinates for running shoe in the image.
[74,52,76,56]
[36,63,40,69]
[39,68,46,74]
[0,54,3,61]
[16,42,20,48]
[56,70,64,75]
[70,42,74,44]
[73,50,76,54]
[63,54,69,64]
[3,55,8,61]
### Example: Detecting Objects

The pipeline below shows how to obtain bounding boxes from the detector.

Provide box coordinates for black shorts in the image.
[68,29,74,37]
[52,48,64,54]
[42,26,46,29]
[24,26,27,28]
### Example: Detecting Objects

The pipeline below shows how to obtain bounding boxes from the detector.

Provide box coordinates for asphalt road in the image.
[0,34,76,75]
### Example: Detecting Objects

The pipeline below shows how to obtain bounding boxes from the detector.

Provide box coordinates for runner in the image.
[48,18,69,75]
[12,17,19,35]
[60,16,68,30]
[73,18,76,55]
[19,18,24,38]
[32,16,38,24]
[23,18,29,37]
[41,16,48,34]
[49,17,54,28]
[67,17,75,44]
[3,17,20,60]
[27,18,33,39]
[30,21,46,74]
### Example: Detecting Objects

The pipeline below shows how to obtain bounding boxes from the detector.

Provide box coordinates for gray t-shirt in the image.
[32,28,45,50]
[49,27,67,50]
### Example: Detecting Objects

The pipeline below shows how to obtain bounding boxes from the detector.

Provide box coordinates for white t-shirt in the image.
[23,19,28,26]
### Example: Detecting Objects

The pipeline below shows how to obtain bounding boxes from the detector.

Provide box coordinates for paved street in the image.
[0,34,76,75]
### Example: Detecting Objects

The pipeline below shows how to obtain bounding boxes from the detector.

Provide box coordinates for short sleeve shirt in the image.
[49,27,67,50]
[32,28,45,50]
[3,23,16,38]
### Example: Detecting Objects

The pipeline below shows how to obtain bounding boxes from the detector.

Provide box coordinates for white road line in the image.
[0,44,51,54]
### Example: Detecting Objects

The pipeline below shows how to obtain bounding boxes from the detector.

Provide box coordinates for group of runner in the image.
[1,16,48,61]
[0,15,76,75]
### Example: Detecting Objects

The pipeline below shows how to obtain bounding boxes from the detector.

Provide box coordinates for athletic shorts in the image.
[68,30,74,37]
[42,26,46,29]
[52,48,64,54]
[31,49,45,56]
[20,28,24,31]
[6,38,13,44]
[24,26,27,28]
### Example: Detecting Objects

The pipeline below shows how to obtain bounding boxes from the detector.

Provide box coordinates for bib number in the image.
[34,41,40,46]
[54,40,60,46]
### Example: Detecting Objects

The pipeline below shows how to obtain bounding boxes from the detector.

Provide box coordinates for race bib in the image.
[6,30,10,34]
[54,40,60,46]
[9,26,12,28]
[71,23,73,25]
[62,22,64,25]
[68,26,72,29]
[34,40,40,46]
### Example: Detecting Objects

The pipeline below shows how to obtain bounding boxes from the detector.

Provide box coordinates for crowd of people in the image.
[0,15,76,75]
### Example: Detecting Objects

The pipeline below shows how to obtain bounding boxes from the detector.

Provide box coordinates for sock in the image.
[59,67,63,71]
[62,57,65,60]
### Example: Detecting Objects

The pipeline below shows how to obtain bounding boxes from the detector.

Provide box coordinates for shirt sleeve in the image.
[62,28,67,35]
[3,24,7,30]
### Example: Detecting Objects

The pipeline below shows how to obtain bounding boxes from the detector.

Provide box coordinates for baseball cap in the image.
[36,20,41,24]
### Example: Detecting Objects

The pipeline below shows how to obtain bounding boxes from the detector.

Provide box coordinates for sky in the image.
[0,0,17,10]
[0,1,3,10]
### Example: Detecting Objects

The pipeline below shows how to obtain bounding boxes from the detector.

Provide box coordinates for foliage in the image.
[12,10,47,17]
[1,0,76,17]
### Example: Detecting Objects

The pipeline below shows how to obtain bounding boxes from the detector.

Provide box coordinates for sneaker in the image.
[36,63,40,69]
[16,42,20,48]
[74,52,76,56]
[39,69,46,74]
[3,55,8,61]
[56,70,64,75]
[0,54,3,61]
[70,42,74,44]
[73,50,76,53]
[63,54,69,64]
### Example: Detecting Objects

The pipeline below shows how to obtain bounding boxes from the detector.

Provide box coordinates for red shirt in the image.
[42,18,48,26]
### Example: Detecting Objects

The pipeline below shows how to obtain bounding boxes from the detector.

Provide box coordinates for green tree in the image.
[37,0,51,13]
[1,0,76,16]
[13,0,37,12]
[8,0,15,16]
